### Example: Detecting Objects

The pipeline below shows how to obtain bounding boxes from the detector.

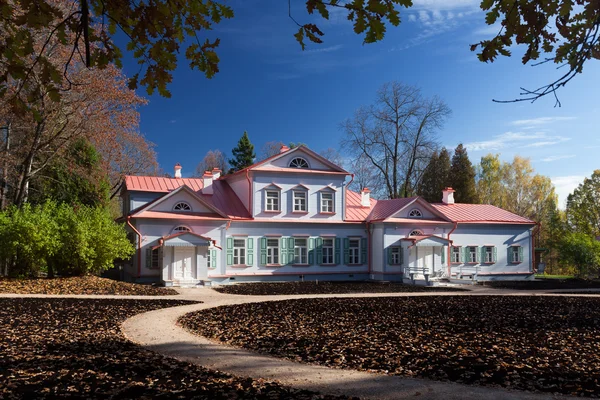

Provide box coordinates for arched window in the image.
[409,230,423,237]
[408,209,422,218]
[289,157,309,169]
[172,226,191,233]
[173,202,192,211]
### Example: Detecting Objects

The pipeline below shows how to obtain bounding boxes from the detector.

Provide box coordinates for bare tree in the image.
[259,141,285,160]
[319,148,346,169]
[341,82,450,199]
[194,150,228,176]
[349,154,384,198]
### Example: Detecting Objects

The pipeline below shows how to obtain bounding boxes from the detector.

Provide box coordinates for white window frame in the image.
[451,246,461,263]
[289,157,310,168]
[390,247,401,265]
[349,239,360,264]
[233,239,246,265]
[267,238,280,265]
[172,225,192,234]
[150,247,160,269]
[322,238,334,264]
[321,192,334,213]
[409,230,423,237]
[468,246,477,263]
[408,209,422,218]
[511,246,522,263]
[173,201,192,211]
[484,246,494,263]
[294,238,308,264]
[293,190,307,212]
[265,190,280,212]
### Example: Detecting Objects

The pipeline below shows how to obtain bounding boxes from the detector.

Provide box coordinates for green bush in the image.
[559,232,600,278]
[0,201,134,277]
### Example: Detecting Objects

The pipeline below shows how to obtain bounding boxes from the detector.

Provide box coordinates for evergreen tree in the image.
[228,131,256,173]
[449,144,478,204]
[418,148,451,203]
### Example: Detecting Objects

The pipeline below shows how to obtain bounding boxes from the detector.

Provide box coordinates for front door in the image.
[419,246,433,273]
[173,247,195,280]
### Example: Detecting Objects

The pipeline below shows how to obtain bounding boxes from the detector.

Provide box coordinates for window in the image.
[173,202,191,211]
[322,238,334,264]
[233,239,246,265]
[150,248,160,269]
[321,192,334,213]
[408,209,422,218]
[172,226,191,233]
[294,238,308,264]
[266,190,280,212]
[468,246,478,263]
[293,191,307,212]
[511,246,522,263]
[267,239,280,264]
[409,230,423,237]
[390,247,401,265]
[451,246,461,263]
[483,246,495,263]
[207,249,211,267]
[349,239,360,264]
[289,157,309,168]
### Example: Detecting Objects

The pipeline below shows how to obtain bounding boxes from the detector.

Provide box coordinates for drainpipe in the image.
[446,222,458,276]
[126,216,143,278]
[245,169,252,217]
[531,222,541,273]
[344,174,355,221]
[366,221,372,276]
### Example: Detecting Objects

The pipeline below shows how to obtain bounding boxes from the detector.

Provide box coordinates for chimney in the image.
[212,167,221,180]
[442,187,455,205]
[280,145,290,153]
[360,188,371,207]
[202,171,213,195]
[174,163,182,179]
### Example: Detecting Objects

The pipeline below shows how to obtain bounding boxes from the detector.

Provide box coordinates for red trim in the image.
[126,216,143,278]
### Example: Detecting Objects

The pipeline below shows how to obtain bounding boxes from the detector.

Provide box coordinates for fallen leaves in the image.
[181,296,600,397]
[0,298,353,399]
[483,279,600,290]
[214,281,467,296]
[0,276,178,296]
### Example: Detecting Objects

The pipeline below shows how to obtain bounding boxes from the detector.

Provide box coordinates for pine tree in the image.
[228,131,256,173]
[418,148,451,203]
[449,144,478,203]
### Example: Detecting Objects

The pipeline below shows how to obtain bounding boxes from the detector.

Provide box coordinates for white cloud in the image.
[540,155,576,162]
[170,120,177,124]
[552,175,586,209]
[304,44,343,54]
[511,116,576,126]
[418,10,430,22]
[408,14,417,22]
[412,0,478,10]
[473,24,502,36]
[464,131,571,152]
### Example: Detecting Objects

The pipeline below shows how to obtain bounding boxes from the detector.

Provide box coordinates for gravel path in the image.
[121,287,579,400]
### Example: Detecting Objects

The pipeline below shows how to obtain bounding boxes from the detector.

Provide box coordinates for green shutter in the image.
[288,237,295,264]
[463,247,468,263]
[493,247,497,263]
[361,238,367,264]
[146,248,152,268]
[281,237,287,264]
[508,247,513,263]
[247,238,254,266]
[441,246,445,264]
[480,247,486,263]
[211,249,216,268]
[334,238,341,265]
[387,247,392,265]
[343,238,350,265]
[226,237,233,265]
[308,238,315,265]
[518,246,524,263]
[260,237,267,265]
[316,237,323,265]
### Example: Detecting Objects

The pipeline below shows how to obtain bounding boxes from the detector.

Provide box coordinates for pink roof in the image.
[124,176,250,219]
[430,203,535,224]
[366,197,418,221]
[345,190,377,221]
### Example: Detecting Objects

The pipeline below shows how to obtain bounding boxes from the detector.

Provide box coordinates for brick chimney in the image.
[174,163,182,179]
[361,188,371,207]
[280,145,290,153]
[442,187,455,205]
[202,171,213,195]
[212,167,221,180]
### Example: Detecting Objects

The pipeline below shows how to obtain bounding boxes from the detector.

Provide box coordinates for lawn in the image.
[213,281,468,295]
[0,298,352,399]
[0,276,178,295]
[181,296,600,397]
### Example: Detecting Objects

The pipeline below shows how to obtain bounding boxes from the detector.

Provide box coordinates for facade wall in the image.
[129,191,162,212]
[150,191,213,213]
[252,172,346,221]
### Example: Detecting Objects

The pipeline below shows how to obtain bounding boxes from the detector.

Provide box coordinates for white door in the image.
[173,247,195,280]
[419,246,433,273]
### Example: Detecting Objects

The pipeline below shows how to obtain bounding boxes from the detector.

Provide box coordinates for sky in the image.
[117,0,599,208]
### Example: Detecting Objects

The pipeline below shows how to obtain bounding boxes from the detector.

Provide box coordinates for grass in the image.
[535,274,576,280]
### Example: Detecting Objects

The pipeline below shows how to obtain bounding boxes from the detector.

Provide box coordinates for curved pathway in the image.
[121,287,581,400]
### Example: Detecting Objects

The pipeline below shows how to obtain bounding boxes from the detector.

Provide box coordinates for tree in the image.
[418,148,451,203]
[348,154,383,198]
[342,81,450,199]
[260,141,286,160]
[449,144,478,204]
[566,170,600,237]
[194,150,228,177]
[228,131,255,173]
[477,154,508,207]
[559,232,600,277]
[319,148,346,169]
[472,0,600,105]
[1,0,405,109]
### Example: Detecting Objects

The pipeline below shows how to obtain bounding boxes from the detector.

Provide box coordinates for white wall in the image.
[129,191,162,212]
[150,191,213,213]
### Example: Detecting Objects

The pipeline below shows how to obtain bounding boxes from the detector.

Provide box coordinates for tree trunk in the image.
[0,121,10,210]
[14,122,44,207]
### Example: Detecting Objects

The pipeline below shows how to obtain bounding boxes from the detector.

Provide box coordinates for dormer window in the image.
[408,209,422,218]
[173,202,192,211]
[289,157,309,169]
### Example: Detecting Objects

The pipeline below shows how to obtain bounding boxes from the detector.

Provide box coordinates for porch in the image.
[400,235,450,285]
[158,232,213,287]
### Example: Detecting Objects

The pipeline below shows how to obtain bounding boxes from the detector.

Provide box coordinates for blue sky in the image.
[118,0,599,208]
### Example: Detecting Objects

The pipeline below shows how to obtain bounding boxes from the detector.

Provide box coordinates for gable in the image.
[149,190,215,214]
[260,147,347,173]
[391,198,442,220]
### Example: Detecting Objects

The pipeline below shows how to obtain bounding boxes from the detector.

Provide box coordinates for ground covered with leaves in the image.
[214,281,467,295]
[0,298,353,399]
[482,278,600,290]
[181,296,600,397]
[0,276,179,295]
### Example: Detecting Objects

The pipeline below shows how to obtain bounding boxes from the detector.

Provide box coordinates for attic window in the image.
[173,226,191,233]
[408,209,422,218]
[409,230,423,237]
[173,202,192,211]
[289,157,309,169]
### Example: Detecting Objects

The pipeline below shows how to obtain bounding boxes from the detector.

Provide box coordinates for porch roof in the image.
[400,235,451,247]
[160,232,214,247]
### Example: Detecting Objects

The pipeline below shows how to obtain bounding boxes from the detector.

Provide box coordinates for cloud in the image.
[408,14,417,22]
[170,120,177,124]
[412,0,479,10]
[540,155,576,162]
[511,116,576,126]
[464,131,571,152]
[270,73,302,80]
[304,44,343,54]
[473,24,502,36]
[552,175,586,209]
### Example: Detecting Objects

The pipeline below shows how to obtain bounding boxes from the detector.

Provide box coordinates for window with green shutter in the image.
[288,237,295,264]
[308,238,315,264]
[281,237,288,264]
[343,238,350,264]
[334,238,341,264]
[211,249,217,268]
[260,238,267,265]
[316,237,323,264]
[360,238,367,264]
[247,238,254,265]
[226,237,234,265]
